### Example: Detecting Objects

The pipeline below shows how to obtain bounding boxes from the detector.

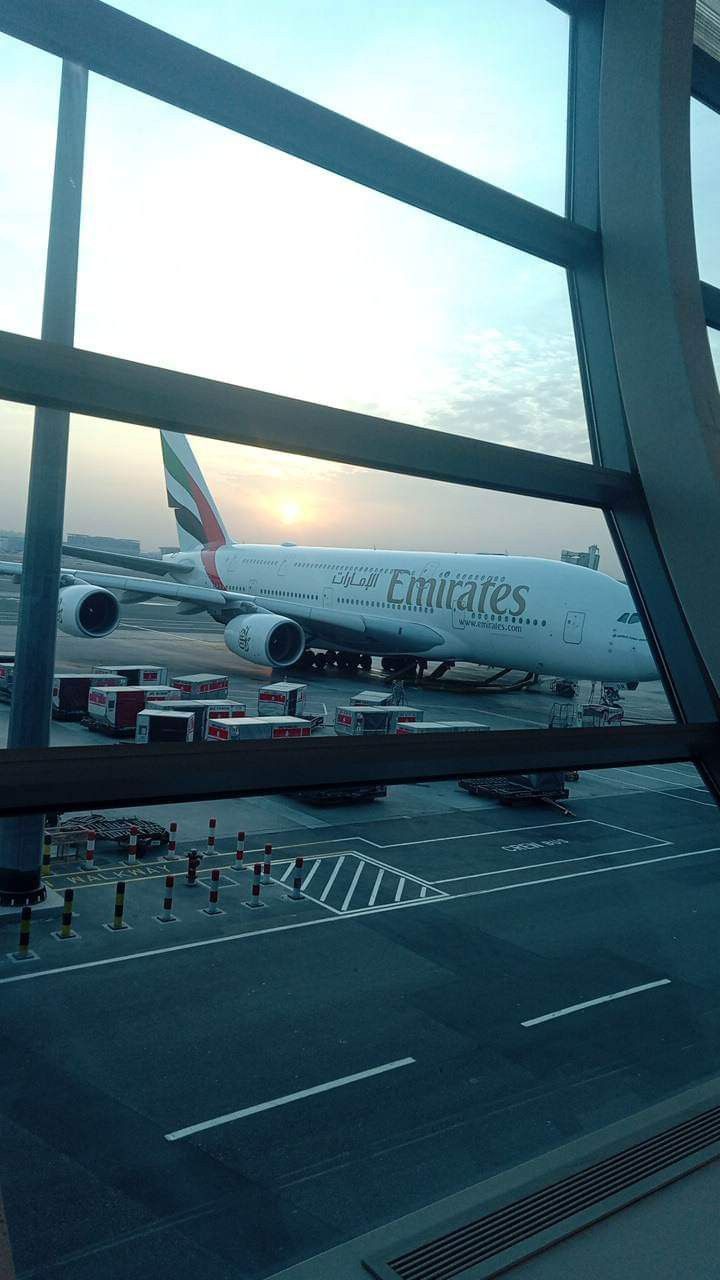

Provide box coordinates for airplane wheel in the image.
[325,650,339,667]
[313,652,327,671]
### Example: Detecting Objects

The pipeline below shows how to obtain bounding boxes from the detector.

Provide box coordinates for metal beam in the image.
[0,63,88,906]
[0,329,635,509]
[0,0,597,270]
[0,725,715,816]
[692,45,720,113]
[702,280,720,330]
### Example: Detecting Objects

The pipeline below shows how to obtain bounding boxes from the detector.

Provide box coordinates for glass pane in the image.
[691,99,720,285]
[708,325,720,379]
[0,36,59,337]
[76,78,588,462]
[103,0,568,211]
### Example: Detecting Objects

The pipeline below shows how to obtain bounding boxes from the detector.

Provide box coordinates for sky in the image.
[0,2,718,574]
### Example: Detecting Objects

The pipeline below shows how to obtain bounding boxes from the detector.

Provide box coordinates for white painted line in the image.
[359,820,587,850]
[433,840,671,884]
[522,979,671,1027]
[394,877,407,903]
[300,860,322,889]
[420,885,428,899]
[164,1057,416,1141]
[368,868,384,907]
[319,856,345,902]
[4,846,719,987]
[279,863,294,883]
[340,861,366,913]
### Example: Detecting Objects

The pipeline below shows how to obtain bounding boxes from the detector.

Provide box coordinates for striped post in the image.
[109,881,128,931]
[186,848,200,888]
[54,889,77,940]
[168,821,178,857]
[287,856,305,901]
[203,867,223,916]
[12,907,33,960]
[235,830,246,870]
[207,816,217,855]
[245,863,263,908]
[261,843,272,885]
[126,825,138,866]
[41,832,53,879]
[85,829,96,871]
[157,875,177,923]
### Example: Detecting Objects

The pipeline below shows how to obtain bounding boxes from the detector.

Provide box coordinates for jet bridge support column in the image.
[0,63,88,904]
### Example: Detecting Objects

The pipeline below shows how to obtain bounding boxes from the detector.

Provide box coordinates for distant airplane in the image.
[2,431,656,685]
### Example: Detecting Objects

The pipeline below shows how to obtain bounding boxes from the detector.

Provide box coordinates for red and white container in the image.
[208,715,311,742]
[258,682,306,717]
[349,689,394,707]
[155,699,245,741]
[386,706,423,731]
[135,709,195,744]
[171,673,230,699]
[93,663,169,686]
[52,672,126,717]
[334,705,393,735]
[87,684,175,731]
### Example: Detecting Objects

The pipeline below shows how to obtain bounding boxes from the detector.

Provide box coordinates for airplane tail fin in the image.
[160,431,231,551]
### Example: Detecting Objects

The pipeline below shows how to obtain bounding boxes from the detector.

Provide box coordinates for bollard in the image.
[244,863,264,909]
[41,832,53,879]
[106,881,128,931]
[202,867,223,916]
[126,825,138,866]
[207,816,217,855]
[85,829,96,872]
[235,830,246,871]
[261,843,272,885]
[287,856,305,901]
[156,875,177,923]
[168,821,178,857]
[186,848,201,887]
[53,889,78,941]
[9,907,37,962]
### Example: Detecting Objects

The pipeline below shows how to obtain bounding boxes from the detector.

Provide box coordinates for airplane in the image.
[2,430,656,686]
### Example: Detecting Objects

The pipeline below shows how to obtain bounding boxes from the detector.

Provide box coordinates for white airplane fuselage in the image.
[167,542,656,683]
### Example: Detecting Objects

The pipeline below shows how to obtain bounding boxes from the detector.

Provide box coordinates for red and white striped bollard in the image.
[126,824,138,866]
[157,875,177,923]
[261,843,272,885]
[203,867,223,916]
[168,821,178,857]
[235,830,246,870]
[287,856,304,900]
[85,829,96,872]
[207,816,217,855]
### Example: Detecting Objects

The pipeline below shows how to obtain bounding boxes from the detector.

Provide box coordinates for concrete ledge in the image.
[0,887,64,925]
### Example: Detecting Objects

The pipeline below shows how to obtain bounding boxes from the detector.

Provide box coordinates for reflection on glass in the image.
[691,99,720,285]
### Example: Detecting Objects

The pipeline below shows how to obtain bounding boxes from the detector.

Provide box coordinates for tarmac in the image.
[0,596,717,1279]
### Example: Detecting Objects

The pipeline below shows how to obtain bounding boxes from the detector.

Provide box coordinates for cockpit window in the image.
[628,612,640,624]
[617,612,628,622]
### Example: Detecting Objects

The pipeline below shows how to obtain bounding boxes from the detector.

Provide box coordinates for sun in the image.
[277,499,303,524]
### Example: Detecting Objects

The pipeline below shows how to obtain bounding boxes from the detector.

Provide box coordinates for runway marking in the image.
[164,1057,415,1142]
[521,979,671,1027]
[593,771,718,808]
[341,860,366,912]
[433,839,671,884]
[4,846,719,986]
[358,820,586,850]
[368,868,384,906]
[319,856,345,902]
[394,877,407,903]
[300,860,322,889]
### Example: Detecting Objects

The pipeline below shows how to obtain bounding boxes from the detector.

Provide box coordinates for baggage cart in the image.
[48,813,170,856]
[581,702,624,727]
[459,772,573,815]
[135,709,195,743]
[207,715,311,741]
[258,682,306,716]
[171,673,230,699]
[295,783,388,805]
[93,663,169,686]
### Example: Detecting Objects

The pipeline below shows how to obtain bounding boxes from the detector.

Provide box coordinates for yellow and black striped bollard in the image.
[106,881,129,931]
[8,906,37,963]
[53,889,78,941]
[41,833,53,879]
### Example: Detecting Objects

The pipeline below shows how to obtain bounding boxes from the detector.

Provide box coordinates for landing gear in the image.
[312,651,327,671]
[381,656,407,673]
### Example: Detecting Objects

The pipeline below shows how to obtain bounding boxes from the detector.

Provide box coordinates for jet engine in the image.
[57,584,120,638]
[224,613,305,667]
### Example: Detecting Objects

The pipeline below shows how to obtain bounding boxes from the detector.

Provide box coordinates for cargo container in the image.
[397,720,489,734]
[258,682,306,716]
[334,705,394,735]
[207,715,311,741]
[135,709,195,744]
[386,706,423,730]
[349,689,395,707]
[0,663,14,702]
[93,663,169,686]
[52,672,127,719]
[153,699,245,741]
[171,673,230,699]
[87,684,176,733]
[0,652,14,664]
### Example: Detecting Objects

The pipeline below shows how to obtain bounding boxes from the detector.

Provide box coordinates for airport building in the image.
[0,3,719,1279]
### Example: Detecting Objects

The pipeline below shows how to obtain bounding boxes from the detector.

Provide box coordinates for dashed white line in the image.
[319,856,345,902]
[164,1057,416,1141]
[368,868,385,906]
[522,979,671,1027]
[340,861,366,912]
[394,877,406,903]
[300,860,322,889]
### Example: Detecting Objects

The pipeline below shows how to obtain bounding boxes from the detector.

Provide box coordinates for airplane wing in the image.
[0,562,252,611]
